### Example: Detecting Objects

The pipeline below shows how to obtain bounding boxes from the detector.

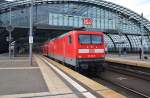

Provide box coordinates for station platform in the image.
[106,54,150,68]
[0,54,126,98]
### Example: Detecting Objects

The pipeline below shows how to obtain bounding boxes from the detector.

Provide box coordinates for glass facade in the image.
[0,3,148,34]
[104,35,115,51]
[0,0,150,52]
[109,34,130,51]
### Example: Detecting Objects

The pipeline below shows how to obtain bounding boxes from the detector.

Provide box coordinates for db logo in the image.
[89,49,95,53]
[83,18,93,25]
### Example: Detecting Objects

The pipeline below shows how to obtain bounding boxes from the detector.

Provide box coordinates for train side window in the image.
[68,36,72,44]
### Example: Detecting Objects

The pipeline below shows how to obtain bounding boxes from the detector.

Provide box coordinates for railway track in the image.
[92,78,149,98]
[93,63,150,98]
[63,62,150,98]
[105,65,150,81]
[43,56,150,98]
[105,62,150,81]
[96,72,150,98]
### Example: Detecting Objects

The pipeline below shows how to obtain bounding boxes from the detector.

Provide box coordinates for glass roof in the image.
[0,0,6,3]
[0,0,150,33]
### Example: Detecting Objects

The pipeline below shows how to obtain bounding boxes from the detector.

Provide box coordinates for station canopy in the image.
[0,0,150,53]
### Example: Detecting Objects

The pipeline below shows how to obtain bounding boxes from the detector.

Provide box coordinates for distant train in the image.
[41,30,106,73]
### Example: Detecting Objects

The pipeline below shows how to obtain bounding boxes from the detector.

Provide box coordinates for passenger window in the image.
[68,36,72,44]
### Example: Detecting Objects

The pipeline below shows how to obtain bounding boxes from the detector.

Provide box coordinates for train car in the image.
[41,41,49,56]
[42,30,105,72]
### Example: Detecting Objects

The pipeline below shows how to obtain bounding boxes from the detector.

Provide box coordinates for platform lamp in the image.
[126,15,134,52]
[5,1,17,58]
[140,13,144,60]
[6,7,14,59]
[9,7,12,59]
[107,17,113,54]
[29,0,34,65]
[128,13,145,59]
[117,12,123,56]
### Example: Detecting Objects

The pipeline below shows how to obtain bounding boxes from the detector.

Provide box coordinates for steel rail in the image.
[99,76,150,98]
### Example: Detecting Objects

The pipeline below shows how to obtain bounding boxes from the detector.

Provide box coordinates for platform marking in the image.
[117,77,127,81]
[83,92,97,98]
[40,56,97,98]
[0,67,39,70]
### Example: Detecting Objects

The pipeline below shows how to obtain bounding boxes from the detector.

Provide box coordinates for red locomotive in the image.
[41,30,105,72]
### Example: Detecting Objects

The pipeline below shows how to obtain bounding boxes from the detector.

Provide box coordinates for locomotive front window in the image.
[78,35,91,44]
[79,34,102,44]
[91,35,102,44]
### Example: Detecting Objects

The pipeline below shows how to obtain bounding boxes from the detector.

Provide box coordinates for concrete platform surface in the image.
[0,55,81,98]
[106,54,150,61]
[106,54,150,68]
[0,54,126,98]
[0,56,49,97]
[0,69,48,95]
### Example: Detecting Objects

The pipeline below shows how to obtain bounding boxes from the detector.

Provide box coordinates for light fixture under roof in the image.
[5,0,14,1]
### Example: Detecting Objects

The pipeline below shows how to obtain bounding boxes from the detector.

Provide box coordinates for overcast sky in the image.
[105,0,150,21]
